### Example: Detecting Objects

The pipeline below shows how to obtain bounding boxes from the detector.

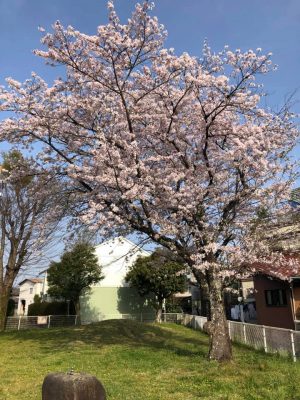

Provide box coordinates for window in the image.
[29,288,33,294]
[265,289,287,307]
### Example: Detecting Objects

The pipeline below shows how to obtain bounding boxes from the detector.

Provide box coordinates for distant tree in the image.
[33,294,42,304]
[125,249,186,322]
[47,242,103,319]
[0,151,64,331]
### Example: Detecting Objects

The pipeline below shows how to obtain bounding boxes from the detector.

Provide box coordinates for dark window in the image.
[265,289,287,307]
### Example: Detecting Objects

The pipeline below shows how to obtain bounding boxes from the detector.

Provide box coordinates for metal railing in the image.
[81,313,157,325]
[160,312,184,324]
[5,315,78,331]
[171,313,300,362]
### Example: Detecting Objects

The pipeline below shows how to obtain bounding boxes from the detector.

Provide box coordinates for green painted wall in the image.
[80,287,155,323]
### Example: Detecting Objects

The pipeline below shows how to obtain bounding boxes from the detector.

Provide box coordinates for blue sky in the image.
[1,0,300,110]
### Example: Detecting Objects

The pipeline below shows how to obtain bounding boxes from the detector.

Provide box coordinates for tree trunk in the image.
[0,288,10,332]
[74,299,81,325]
[155,300,163,323]
[207,272,232,361]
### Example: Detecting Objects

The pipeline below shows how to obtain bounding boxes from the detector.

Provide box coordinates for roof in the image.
[291,188,300,206]
[38,269,48,276]
[253,254,300,281]
[253,190,300,252]
[95,236,151,256]
[94,236,152,288]
[18,278,43,286]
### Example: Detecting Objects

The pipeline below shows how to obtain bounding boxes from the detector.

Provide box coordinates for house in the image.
[223,278,257,323]
[17,278,44,315]
[16,236,199,322]
[80,237,155,323]
[173,280,201,314]
[250,191,300,329]
[252,255,300,330]
[38,269,50,301]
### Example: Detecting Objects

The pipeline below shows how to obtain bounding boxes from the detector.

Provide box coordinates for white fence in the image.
[168,314,300,362]
[161,313,183,324]
[81,313,157,325]
[5,313,157,330]
[116,313,156,322]
[5,315,78,331]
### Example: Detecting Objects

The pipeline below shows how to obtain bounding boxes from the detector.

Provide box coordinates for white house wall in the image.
[17,281,43,315]
[81,237,153,323]
[94,237,150,288]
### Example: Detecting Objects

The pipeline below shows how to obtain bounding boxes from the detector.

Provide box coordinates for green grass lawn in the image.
[0,320,300,400]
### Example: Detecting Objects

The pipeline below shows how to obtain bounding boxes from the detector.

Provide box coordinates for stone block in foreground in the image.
[42,372,106,400]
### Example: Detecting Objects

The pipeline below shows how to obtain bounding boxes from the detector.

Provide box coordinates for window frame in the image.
[264,289,288,307]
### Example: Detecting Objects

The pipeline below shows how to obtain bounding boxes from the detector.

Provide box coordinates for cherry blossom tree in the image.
[0,2,299,359]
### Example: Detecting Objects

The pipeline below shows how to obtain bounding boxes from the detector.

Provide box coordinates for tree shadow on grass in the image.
[2,320,209,359]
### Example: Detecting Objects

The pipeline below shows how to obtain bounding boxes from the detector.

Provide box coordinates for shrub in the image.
[33,294,41,304]
[28,301,75,316]
[6,299,16,317]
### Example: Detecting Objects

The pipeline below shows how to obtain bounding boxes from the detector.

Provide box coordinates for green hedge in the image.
[7,299,16,317]
[28,301,75,316]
